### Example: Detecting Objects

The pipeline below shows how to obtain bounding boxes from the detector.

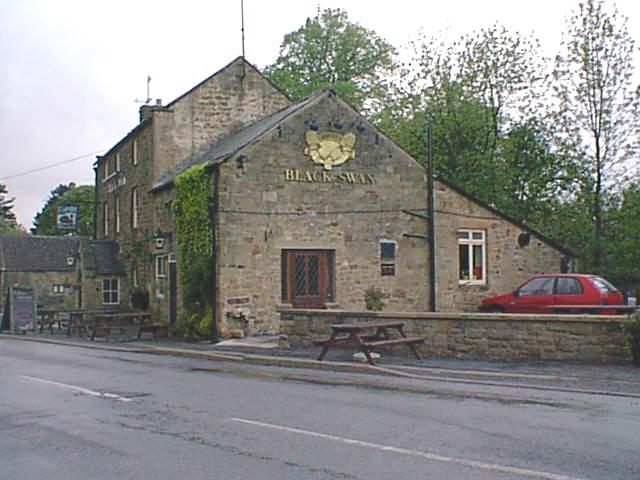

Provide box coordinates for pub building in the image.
[94,57,574,338]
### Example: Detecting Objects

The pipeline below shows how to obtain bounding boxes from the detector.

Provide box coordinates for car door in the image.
[510,277,555,313]
[553,276,584,313]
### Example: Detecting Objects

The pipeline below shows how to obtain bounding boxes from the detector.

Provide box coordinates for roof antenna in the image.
[134,76,152,104]
[240,0,246,79]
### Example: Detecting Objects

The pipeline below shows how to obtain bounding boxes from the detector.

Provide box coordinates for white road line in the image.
[231,417,587,480]
[17,375,133,402]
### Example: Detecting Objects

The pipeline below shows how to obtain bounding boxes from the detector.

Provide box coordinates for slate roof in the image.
[152,92,320,192]
[0,235,79,272]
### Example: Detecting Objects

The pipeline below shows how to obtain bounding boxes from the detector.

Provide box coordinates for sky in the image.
[1,0,639,229]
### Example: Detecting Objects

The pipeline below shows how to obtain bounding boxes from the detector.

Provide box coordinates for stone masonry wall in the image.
[434,181,565,312]
[215,92,431,335]
[280,309,631,364]
[1,271,77,309]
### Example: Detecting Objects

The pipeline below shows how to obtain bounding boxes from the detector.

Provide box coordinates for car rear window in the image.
[591,277,619,294]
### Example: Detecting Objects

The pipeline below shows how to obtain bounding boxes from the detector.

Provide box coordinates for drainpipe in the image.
[93,160,100,240]
[427,125,436,312]
[209,163,220,342]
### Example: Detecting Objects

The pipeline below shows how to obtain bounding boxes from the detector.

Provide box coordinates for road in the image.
[1,339,639,480]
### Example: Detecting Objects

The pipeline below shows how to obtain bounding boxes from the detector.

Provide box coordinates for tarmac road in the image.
[1,338,639,480]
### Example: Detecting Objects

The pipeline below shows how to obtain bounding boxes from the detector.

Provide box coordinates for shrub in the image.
[622,312,640,365]
[364,287,385,311]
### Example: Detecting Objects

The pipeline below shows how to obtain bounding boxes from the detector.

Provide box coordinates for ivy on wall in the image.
[173,164,214,339]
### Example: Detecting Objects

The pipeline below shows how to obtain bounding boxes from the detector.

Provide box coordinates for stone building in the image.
[94,57,574,337]
[0,235,124,314]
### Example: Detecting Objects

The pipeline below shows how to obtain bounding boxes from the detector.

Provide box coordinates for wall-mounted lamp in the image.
[66,253,75,266]
[236,155,246,172]
[153,229,167,249]
[356,121,366,133]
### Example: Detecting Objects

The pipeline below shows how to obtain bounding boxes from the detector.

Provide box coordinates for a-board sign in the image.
[9,287,36,333]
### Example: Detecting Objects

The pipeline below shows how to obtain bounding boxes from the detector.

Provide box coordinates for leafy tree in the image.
[0,182,17,228]
[264,8,396,112]
[375,26,576,222]
[31,183,95,236]
[552,0,640,271]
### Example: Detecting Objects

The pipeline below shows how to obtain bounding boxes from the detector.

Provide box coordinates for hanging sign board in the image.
[57,205,78,231]
[9,287,36,333]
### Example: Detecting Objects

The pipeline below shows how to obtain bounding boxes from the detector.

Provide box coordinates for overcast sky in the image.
[1,0,638,229]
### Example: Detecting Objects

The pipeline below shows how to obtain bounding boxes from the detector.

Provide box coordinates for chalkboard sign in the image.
[9,287,36,333]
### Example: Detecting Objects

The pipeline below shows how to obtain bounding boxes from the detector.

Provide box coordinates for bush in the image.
[364,287,385,311]
[177,310,212,343]
[622,312,640,365]
[130,287,150,311]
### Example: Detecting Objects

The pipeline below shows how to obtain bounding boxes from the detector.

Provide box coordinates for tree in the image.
[31,183,95,236]
[0,182,17,228]
[552,0,640,271]
[264,8,396,112]
[375,26,575,221]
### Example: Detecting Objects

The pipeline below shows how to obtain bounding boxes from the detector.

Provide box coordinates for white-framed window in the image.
[103,157,111,180]
[132,139,138,165]
[115,196,120,233]
[103,201,109,236]
[458,229,486,285]
[102,278,119,305]
[155,255,167,279]
[115,152,121,172]
[380,240,397,276]
[131,188,139,228]
[52,284,65,295]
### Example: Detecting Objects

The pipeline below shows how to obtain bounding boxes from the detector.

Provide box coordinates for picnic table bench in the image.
[66,309,118,336]
[37,308,66,334]
[89,311,160,342]
[315,321,426,365]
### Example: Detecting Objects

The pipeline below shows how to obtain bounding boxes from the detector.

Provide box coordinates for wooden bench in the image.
[315,321,426,365]
[89,312,160,342]
[37,308,66,334]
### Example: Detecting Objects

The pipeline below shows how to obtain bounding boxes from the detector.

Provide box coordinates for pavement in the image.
[2,329,640,398]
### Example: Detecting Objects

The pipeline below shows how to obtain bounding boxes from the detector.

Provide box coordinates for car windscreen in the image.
[591,277,619,294]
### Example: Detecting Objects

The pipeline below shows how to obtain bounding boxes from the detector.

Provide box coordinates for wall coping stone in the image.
[277,308,627,325]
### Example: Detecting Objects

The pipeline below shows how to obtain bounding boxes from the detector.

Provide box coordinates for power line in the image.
[0,150,104,182]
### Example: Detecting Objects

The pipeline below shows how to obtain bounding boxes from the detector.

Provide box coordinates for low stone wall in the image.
[279,309,631,364]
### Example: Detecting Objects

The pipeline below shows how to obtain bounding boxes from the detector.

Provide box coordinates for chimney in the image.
[139,99,163,122]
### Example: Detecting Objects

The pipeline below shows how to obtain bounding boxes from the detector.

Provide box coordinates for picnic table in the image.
[37,308,66,334]
[66,309,118,336]
[89,311,160,342]
[315,320,426,365]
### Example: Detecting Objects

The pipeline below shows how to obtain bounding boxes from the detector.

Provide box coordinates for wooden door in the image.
[285,250,330,308]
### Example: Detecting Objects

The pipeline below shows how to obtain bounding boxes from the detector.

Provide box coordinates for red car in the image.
[480,274,627,314]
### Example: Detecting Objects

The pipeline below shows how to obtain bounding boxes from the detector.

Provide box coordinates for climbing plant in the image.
[173,164,214,340]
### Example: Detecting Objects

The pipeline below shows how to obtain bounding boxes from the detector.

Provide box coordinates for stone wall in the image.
[279,309,631,364]
[1,271,77,309]
[216,92,431,335]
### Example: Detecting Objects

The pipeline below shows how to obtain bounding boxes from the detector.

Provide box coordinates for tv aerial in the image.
[134,76,152,104]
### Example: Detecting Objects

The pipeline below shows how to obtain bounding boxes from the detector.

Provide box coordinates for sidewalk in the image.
[2,330,640,397]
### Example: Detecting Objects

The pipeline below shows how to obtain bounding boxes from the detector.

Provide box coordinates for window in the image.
[103,157,111,180]
[132,139,138,165]
[155,255,167,279]
[519,277,554,296]
[102,278,119,304]
[131,188,139,228]
[115,152,120,172]
[103,201,109,236]
[115,196,120,233]
[380,240,396,276]
[132,269,139,287]
[458,230,486,284]
[556,277,583,295]
[52,284,65,295]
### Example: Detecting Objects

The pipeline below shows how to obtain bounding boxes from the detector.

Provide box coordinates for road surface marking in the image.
[231,417,586,480]
[17,375,133,402]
